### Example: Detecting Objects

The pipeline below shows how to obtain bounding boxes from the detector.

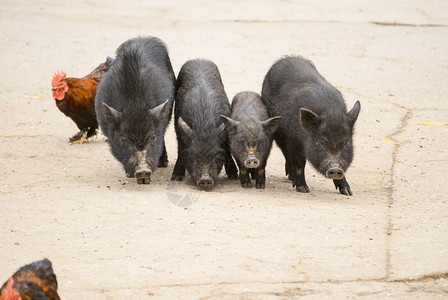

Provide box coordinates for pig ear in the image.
[300,108,320,133]
[102,103,121,124]
[347,101,361,126]
[220,115,239,131]
[177,117,192,139]
[150,99,170,119]
[261,116,281,135]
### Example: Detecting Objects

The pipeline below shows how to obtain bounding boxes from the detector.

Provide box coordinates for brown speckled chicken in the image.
[51,57,114,144]
[0,258,60,300]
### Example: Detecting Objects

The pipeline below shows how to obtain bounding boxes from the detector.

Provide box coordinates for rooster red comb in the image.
[52,71,66,87]
[0,277,20,300]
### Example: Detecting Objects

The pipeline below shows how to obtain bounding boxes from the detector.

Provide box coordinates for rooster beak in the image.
[51,87,57,91]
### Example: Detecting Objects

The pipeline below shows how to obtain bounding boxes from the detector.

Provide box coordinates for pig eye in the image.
[147,134,156,143]
[120,135,131,145]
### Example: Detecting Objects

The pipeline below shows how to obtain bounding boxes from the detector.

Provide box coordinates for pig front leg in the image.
[158,142,168,168]
[286,159,295,181]
[254,167,266,189]
[333,176,353,196]
[249,169,256,180]
[170,159,185,181]
[238,166,252,188]
[224,149,238,179]
[171,140,186,181]
[291,155,309,193]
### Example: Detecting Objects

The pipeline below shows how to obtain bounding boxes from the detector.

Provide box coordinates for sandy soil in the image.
[1,0,447,299]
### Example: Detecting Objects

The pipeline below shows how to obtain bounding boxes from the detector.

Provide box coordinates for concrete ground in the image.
[0,0,447,298]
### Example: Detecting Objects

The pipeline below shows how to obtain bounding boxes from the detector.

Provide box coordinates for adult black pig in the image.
[221,91,280,189]
[171,59,238,190]
[96,36,176,184]
[261,55,360,195]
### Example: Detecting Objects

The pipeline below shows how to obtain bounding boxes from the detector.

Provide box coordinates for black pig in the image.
[221,91,280,189]
[95,36,176,184]
[171,59,238,189]
[261,56,360,195]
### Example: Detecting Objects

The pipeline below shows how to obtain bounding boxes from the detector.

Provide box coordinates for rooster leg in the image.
[69,129,89,145]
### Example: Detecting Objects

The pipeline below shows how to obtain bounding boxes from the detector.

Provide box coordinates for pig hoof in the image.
[337,186,352,196]
[333,178,352,196]
[158,159,168,168]
[296,185,310,193]
[241,180,252,188]
[339,188,352,196]
[255,182,265,189]
[170,175,184,181]
[137,178,150,184]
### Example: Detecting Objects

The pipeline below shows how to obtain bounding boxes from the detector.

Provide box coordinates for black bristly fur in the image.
[222,91,280,189]
[95,36,176,180]
[261,55,360,195]
[171,59,238,188]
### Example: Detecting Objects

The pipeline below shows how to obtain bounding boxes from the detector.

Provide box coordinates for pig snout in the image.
[326,167,344,180]
[244,154,260,169]
[135,167,152,184]
[197,173,214,190]
[134,151,152,184]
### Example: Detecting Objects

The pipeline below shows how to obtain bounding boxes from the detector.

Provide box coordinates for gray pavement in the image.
[0,0,447,299]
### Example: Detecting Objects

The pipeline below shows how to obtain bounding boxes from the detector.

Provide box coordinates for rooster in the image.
[51,57,114,144]
[0,258,60,300]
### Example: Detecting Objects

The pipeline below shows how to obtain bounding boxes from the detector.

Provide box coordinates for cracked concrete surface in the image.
[0,0,447,299]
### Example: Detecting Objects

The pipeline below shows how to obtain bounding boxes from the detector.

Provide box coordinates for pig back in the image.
[175,59,231,131]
